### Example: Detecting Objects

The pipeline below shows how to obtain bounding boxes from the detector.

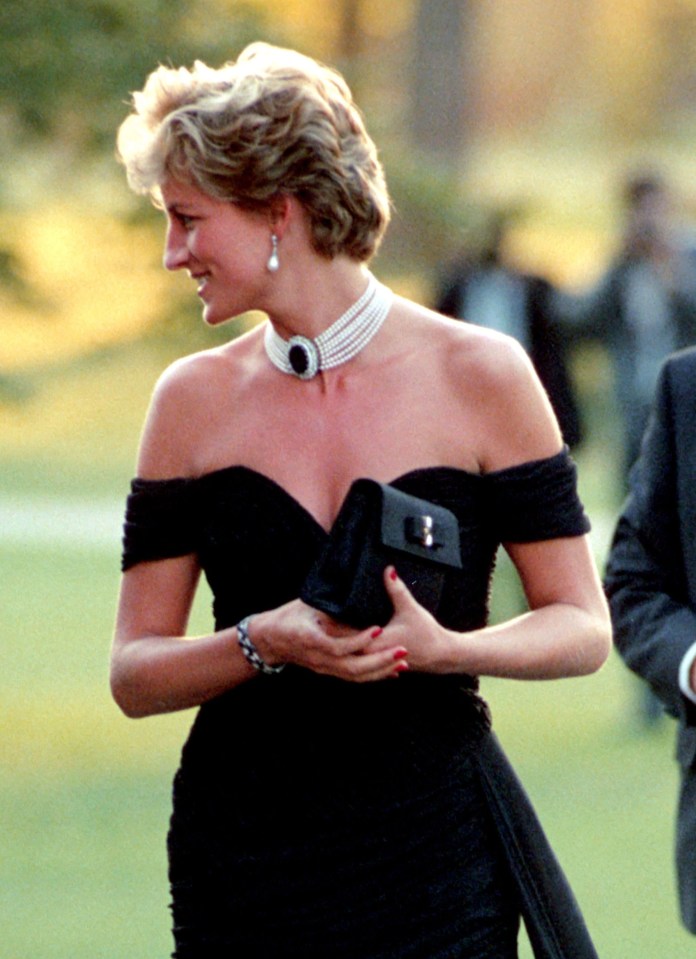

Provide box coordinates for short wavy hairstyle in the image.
[117,42,391,262]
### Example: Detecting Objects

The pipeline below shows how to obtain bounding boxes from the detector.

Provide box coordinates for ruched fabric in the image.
[486,448,589,543]
[120,448,596,959]
[122,478,199,571]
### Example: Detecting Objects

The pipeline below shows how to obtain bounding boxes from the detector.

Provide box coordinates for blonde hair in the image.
[117,42,391,261]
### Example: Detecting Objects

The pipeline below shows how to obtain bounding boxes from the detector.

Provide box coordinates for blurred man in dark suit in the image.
[605,346,696,934]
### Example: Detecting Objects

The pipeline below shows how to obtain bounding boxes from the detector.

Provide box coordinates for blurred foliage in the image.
[0,246,43,307]
[4,0,696,378]
[381,151,477,279]
[0,0,274,153]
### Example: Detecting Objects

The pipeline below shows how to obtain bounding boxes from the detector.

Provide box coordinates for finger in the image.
[343,647,410,682]
[362,626,409,661]
[320,629,377,658]
[317,615,362,639]
[312,609,386,642]
[383,566,416,610]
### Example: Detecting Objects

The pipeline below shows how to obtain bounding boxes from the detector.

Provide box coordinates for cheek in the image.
[196,227,232,264]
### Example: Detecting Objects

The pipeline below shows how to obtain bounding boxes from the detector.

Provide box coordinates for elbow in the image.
[110,632,173,718]
[576,610,613,676]
[110,676,148,719]
[110,660,159,719]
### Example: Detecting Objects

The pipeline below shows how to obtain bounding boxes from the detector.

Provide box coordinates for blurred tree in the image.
[409,0,472,164]
[0,0,269,154]
[334,0,362,92]
[0,249,32,302]
[0,0,278,323]
[376,0,477,283]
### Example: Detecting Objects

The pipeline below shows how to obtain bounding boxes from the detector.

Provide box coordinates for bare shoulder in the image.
[136,326,263,479]
[394,298,563,470]
[440,311,533,392]
[155,325,260,396]
[395,297,532,384]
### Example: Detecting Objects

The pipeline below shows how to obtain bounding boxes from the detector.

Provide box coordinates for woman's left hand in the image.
[366,567,456,674]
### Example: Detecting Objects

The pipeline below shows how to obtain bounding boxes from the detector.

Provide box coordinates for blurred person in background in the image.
[436,210,583,450]
[563,169,696,486]
[605,346,696,936]
[111,42,610,959]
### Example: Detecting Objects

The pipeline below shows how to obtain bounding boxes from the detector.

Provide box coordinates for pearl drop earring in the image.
[267,234,280,273]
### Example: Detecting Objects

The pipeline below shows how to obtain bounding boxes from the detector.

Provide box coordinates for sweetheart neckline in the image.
[131,448,568,537]
[204,464,480,534]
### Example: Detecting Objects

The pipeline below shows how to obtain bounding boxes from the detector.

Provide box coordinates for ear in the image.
[268,194,292,239]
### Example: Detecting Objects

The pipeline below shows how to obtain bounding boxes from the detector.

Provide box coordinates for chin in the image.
[201,301,230,325]
[203,305,244,327]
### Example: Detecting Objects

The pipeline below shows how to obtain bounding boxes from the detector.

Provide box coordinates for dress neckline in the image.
[131,448,569,538]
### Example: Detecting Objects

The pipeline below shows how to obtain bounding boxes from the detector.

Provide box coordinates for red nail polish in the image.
[393,648,408,661]
[371,627,383,639]
[389,568,398,581]
[394,661,409,673]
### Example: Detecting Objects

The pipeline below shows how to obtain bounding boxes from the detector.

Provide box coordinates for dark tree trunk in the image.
[409,0,472,164]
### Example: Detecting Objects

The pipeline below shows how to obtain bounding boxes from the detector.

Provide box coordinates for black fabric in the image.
[122,477,199,570]
[475,733,599,959]
[120,448,595,958]
[301,479,463,628]
[486,451,589,544]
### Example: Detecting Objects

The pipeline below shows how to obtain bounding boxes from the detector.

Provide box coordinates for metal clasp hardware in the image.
[406,515,435,549]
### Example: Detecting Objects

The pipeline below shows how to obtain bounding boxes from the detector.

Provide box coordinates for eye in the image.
[168,208,197,231]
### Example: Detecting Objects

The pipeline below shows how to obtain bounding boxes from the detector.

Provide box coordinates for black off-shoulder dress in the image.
[121,449,599,959]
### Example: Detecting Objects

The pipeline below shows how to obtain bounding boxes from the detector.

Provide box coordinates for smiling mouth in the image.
[192,273,210,295]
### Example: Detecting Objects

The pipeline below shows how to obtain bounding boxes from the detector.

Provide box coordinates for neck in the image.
[264,270,393,380]
[268,262,371,341]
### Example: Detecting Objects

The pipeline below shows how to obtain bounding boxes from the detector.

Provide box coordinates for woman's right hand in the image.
[113,561,408,720]
[249,599,409,683]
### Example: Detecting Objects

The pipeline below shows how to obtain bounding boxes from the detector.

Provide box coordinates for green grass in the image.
[0,541,203,959]
[485,668,690,958]
[1,344,692,957]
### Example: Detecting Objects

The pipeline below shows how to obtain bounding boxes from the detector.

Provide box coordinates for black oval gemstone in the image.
[289,343,309,375]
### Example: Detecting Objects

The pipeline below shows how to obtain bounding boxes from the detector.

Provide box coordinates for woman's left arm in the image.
[380,534,611,679]
[373,326,612,679]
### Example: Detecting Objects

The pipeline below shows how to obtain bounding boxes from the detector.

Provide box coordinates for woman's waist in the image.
[177,670,492,785]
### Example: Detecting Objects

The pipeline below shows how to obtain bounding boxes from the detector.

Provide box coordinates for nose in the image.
[163,224,189,272]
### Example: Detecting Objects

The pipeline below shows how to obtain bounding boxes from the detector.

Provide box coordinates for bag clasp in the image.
[405,515,438,549]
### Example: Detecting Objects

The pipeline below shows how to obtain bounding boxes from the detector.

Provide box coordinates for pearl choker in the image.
[264,272,393,379]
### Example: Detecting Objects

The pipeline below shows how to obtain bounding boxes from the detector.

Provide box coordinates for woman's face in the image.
[160,177,271,325]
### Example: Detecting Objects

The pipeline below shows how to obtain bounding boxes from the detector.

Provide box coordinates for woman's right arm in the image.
[111,555,257,718]
[110,356,407,718]
[111,563,407,717]
[110,357,255,717]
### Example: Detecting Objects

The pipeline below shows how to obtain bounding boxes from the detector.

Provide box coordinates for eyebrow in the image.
[166,203,187,215]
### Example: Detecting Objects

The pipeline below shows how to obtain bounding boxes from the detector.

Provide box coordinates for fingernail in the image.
[393,648,408,661]
[371,627,383,639]
[389,568,398,581]
[395,661,409,673]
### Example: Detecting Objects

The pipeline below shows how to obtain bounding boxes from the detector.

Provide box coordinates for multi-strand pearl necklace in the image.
[264,272,393,380]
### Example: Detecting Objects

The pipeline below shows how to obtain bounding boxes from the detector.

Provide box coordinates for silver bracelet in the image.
[236,615,285,676]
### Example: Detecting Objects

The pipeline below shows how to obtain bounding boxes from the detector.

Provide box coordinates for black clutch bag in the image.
[300,478,463,628]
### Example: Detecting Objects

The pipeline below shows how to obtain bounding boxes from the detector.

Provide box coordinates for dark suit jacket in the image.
[605,346,696,933]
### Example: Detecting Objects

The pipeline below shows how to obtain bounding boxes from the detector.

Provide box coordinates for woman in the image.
[112,42,611,959]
